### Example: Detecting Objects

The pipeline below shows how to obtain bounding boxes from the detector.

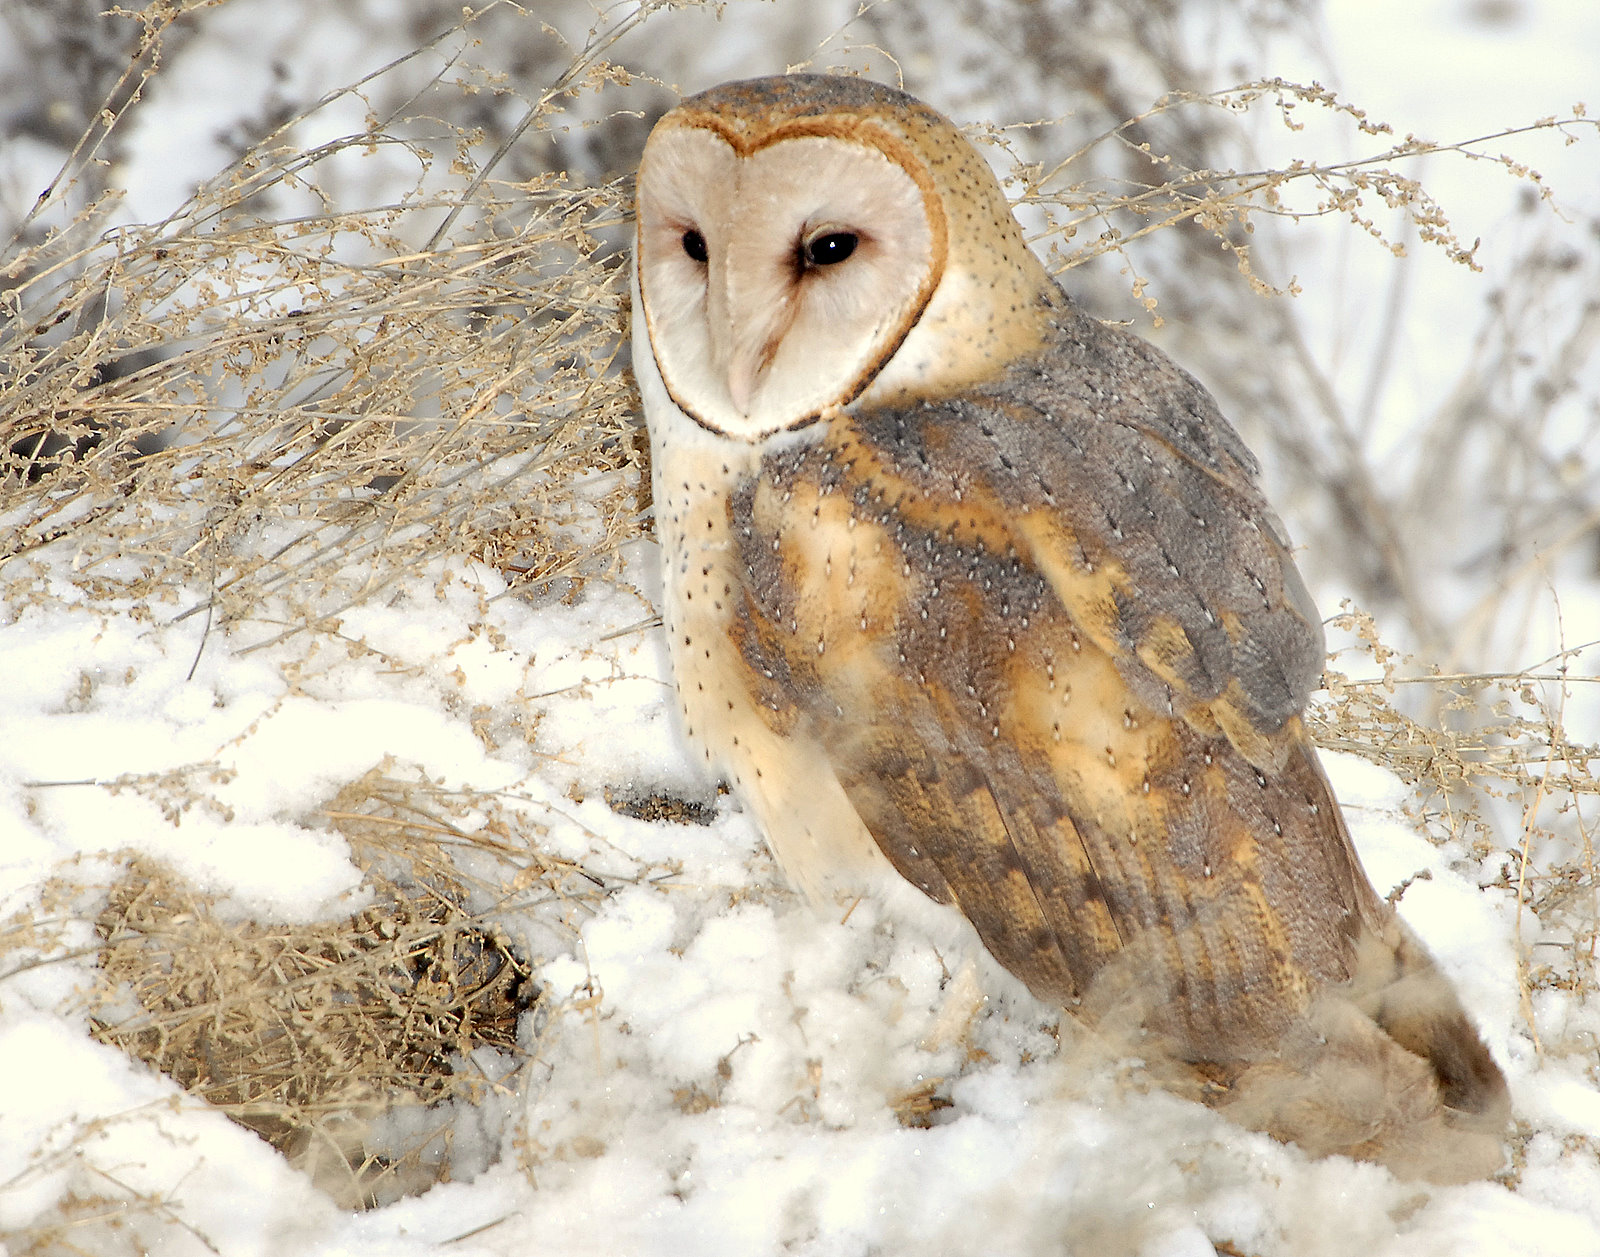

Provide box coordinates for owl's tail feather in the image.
[1197,919,1510,1183]
[1357,919,1511,1126]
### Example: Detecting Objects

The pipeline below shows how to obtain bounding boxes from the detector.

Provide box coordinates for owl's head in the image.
[634,74,1058,441]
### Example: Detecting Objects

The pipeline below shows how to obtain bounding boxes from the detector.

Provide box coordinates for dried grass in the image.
[93,857,532,1209]
[1311,606,1600,1084]
[0,3,664,1227]
[1,2,647,644]
[77,763,634,1211]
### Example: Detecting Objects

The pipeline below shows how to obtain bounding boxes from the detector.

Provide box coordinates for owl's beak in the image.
[704,259,769,418]
[712,257,790,418]
[717,310,788,419]
[709,197,800,419]
[725,356,760,415]
[722,303,792,419]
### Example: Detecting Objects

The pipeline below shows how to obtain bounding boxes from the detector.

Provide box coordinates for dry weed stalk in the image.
[0,1148,217,1257]
[1011,79,1592,303]
[94,857,532,1209]
[0,4,665,1217]
[1310,605,1599,1068]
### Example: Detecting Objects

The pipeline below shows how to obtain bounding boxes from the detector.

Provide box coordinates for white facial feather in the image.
[636,123,941,438]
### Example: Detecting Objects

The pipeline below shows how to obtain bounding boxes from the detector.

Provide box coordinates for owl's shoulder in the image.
[833,291,1273,539]
[926,291,1264,487]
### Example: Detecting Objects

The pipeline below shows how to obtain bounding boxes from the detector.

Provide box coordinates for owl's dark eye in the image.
[681,229,708,263]
[803,231,858,267]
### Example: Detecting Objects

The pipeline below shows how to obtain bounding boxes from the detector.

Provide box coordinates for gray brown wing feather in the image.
[846,302,1325,761]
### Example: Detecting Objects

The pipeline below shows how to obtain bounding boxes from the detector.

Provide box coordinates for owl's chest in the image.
[646,412,894,898]
[648,418,892,751]
[647,417,779,776]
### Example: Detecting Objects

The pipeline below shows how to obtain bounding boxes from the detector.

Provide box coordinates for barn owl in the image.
[630,73,1509,1179]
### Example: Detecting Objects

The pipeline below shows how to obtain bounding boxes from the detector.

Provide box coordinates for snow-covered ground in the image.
[2,2,1598,1255]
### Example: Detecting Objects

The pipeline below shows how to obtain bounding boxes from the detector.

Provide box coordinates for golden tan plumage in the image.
[632,73,1509,1179]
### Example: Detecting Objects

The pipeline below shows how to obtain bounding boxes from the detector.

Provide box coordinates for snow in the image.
[3,2,1600,1255]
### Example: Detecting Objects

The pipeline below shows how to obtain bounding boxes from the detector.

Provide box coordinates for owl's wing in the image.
[728,305,1505,1137]
[873,308,1330,775]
